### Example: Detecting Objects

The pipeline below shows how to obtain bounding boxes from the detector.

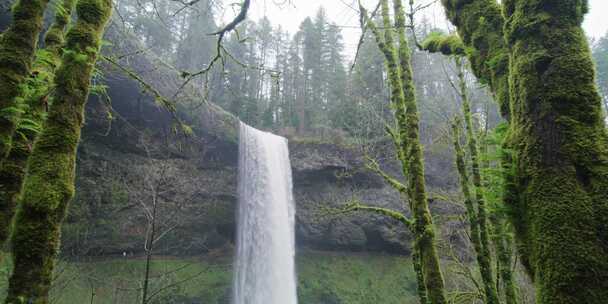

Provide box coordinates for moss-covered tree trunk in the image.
[422,33,518,303]
[411,243,429,304]
[362,1,447,303]
[0,0,50,160]
[491,216,517,304]
[5,0,112,302]
[0,0,76,249]
[452,116,499,304]
[501,1,608,302]
[455,58,499,304]
[440,0,509,118]
[442,0,608,302]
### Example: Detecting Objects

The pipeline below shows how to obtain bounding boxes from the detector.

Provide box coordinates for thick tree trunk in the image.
[440,0,509,119]
[0,0,50,160]
[502,1,608,302]
[5,0,112,302]
[0,0,76,249]
[442,0,608,302]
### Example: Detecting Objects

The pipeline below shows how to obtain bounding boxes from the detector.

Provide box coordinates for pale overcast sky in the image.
[234,0,608,59]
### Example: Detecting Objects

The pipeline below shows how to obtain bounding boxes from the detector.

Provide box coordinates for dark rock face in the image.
[61,25,465,258]
[67,91,462,257]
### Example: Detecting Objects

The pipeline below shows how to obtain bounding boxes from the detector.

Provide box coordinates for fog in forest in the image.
[0,0,607,303]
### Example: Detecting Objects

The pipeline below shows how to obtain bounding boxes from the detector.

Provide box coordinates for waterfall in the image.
[233,122,298,304]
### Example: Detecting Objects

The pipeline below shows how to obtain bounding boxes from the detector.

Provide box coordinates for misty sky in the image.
[236,0,608,59]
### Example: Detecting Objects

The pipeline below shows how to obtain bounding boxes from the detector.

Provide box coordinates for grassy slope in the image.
[0,251,417,304]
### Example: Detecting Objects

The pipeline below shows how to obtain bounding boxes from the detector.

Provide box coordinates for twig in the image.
[102,55,193,136]
[351,1,382,72]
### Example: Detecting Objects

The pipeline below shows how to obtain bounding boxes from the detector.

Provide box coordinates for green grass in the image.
[297,251,416,304]
[0,251,417,304]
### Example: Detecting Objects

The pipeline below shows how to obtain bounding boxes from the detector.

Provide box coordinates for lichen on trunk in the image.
[5,0,112,302]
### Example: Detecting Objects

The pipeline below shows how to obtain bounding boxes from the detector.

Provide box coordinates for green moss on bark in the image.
[502,1,608,302]
[0,0,50,161]
[0,0,76,249]
[5,0,112,302]
[492,218,518,304]
[421,32,466,57]
[443,0,608,302]
[455,58,499,304]
[440,0,510,119]
[362,1,448,303]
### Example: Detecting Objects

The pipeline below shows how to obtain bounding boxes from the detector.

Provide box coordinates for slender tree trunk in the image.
[455,58,499,304]
[0,0,50,160]
[141,192,158,304]
[451,118,500,304]
[0,0,76,249]
[5,0,112,302]
[412,241,429,304]
[390,1,447,303]
[491,218,518,304]
[362,1,447,303]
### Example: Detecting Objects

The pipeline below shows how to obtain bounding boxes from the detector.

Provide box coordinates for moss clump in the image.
[421,32,466,56]
[0,0,50,160]
[5,0,113,302]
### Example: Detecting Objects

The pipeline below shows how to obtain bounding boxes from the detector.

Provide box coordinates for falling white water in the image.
[233,122,298,304]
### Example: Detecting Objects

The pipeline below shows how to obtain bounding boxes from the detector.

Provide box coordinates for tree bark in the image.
[502,1,608,302]
[0,0,76,249]
[362,1,448,303]
[5,0,112,302]
[455,58,499,304]
[442,1,608,302]
[0,0,50,160]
